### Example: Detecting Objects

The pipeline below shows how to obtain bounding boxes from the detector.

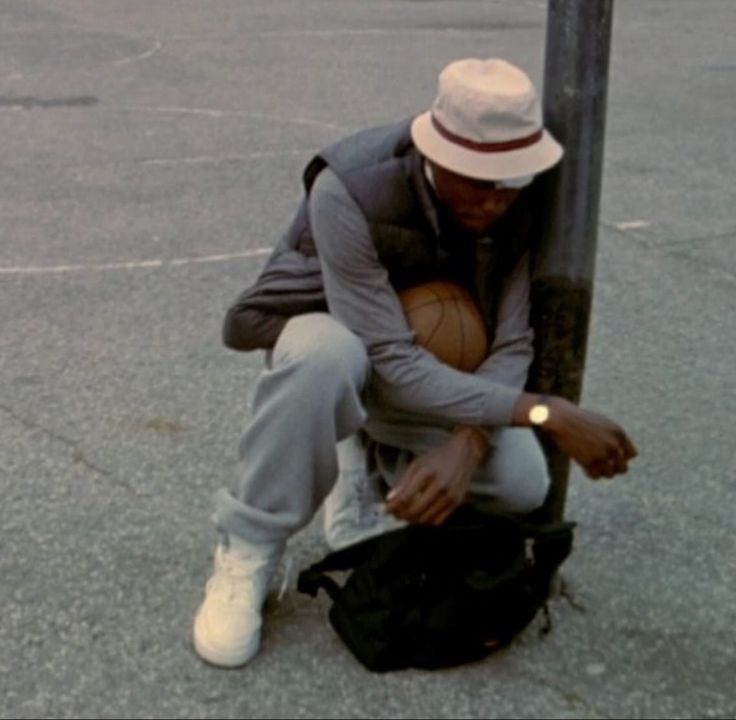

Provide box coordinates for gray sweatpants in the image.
[214,313,550,546]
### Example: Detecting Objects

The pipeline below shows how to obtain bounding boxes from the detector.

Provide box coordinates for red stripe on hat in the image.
[431,115,543,153]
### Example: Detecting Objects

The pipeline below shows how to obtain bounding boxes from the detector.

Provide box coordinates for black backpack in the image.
[297,505,575,672]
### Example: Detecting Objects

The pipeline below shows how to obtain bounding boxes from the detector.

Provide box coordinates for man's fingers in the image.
[429,502,459,527]
[386,465,430,510]
[610,425,638,460]
[392,481,446,522]
[415,495,456,526]
[585,460,606,480]
[621,433,638,460]
[587,455,623,480]
[607,450,628,475]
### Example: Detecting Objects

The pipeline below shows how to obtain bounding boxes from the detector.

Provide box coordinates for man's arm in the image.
[459,249,534,449]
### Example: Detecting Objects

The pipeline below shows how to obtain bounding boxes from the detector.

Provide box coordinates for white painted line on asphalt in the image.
[0,99,348,133]
[114,104,347,132]
[168,250,271,266]
[248,23,544,39]
[0,249,272,276]
[113,39,163,66]
[614,221,652,231]
[140,149,316,166]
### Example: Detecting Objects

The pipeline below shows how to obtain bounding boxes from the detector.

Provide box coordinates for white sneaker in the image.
[323,436,407,550]
[192,539,282,668]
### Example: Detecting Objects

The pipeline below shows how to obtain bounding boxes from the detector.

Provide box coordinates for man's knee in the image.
[502,457,550,514]
[473,428,551,514]
[271,313,369,388]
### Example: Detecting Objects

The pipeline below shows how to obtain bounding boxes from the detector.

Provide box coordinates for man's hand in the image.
[520,395,638,480]
[385,426,488,526]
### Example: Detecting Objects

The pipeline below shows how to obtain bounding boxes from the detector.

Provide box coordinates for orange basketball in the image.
[399,281,488,371]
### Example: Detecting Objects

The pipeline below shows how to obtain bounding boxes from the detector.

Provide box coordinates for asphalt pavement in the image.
[1,1,734,718]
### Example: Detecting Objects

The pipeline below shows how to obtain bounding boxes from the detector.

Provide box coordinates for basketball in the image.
[399,281,488,371]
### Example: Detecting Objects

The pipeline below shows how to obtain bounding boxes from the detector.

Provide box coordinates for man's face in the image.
[428,161,522,236]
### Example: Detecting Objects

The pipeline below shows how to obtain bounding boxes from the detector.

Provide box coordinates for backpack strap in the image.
[296,531,397,600]
[297,569,342,602]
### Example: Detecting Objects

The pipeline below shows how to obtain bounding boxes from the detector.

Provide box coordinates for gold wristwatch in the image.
[529,396,551,426]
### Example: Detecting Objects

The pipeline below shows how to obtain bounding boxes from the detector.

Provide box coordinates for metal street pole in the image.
[529,0,615,521]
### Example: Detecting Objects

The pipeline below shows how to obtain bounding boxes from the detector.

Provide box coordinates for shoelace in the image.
[210,552,293,605]
[276,555,294,604]
[209,549,273,603]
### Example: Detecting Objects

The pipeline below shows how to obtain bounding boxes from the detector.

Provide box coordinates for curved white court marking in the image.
[250,23,543,38]
[113,39,164,66]
[114,105,347,133]
[140,148,317,166]
[0,249,272,276]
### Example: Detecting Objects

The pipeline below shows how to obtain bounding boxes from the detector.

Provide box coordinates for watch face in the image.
[530,404,550,425]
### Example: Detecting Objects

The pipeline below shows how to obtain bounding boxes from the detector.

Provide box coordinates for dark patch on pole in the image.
[529,0,614,521]
[528,274,593,520]
[0,96,99,109]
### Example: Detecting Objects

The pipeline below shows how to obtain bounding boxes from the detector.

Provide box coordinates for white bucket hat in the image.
[411,58,563,182]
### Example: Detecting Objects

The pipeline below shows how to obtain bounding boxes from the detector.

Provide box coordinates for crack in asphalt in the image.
[659,247,736,286]
[522,667,607,718]
[659,229,736,247]
[0,401,112,480]
[601,222,736,286]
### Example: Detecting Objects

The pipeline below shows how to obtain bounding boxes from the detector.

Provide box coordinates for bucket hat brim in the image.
[411,111,563,182]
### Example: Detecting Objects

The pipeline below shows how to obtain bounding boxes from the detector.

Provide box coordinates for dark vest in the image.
[223,119,535,351]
